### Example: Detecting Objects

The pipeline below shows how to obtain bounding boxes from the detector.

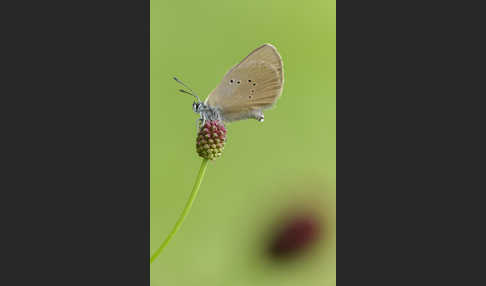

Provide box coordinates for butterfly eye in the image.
[193,102,200,112]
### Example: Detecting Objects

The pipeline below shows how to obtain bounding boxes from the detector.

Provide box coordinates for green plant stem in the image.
[150,158,209,264]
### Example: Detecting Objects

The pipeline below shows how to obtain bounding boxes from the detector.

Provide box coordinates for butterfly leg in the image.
[196,117,205,132]
[201,115,207,128]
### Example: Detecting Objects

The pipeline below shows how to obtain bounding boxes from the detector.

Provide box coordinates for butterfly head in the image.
[192,102,202,113]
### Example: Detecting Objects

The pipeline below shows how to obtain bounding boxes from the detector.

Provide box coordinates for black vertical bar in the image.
[2,0,150,284]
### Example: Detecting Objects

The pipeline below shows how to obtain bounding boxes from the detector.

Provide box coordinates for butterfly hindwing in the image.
[205,44,284,122]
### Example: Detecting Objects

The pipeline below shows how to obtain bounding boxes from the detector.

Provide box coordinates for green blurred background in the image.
[151,0,335,285]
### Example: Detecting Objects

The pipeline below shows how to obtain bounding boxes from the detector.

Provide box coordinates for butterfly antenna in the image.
[173,77,201,102]
[178,90,201,103]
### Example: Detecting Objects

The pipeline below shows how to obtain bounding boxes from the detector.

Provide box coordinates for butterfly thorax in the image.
[193,102,222,122]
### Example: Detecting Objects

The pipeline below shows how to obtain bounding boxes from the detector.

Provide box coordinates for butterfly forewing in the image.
[205,44,284,122]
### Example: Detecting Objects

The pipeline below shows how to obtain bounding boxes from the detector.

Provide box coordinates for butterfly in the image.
[175,43,284,127]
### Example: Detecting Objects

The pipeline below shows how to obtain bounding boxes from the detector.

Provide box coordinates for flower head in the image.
[196,120,227,160]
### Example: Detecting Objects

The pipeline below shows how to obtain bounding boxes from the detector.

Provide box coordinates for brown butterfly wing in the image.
[205,44,284,122]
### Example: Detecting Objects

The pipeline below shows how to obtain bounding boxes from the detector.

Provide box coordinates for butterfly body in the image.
[193,102,222,122]
[182,43,284,126]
